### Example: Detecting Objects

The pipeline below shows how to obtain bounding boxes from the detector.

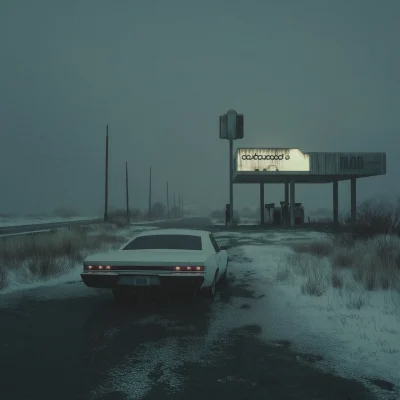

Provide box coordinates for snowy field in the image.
[0,216,179,228]
[1,226,398,399]
[210,217,260,226]
[130,218,183,225]
[0,215,100,227]
[0,216,185,229]
[214,230,400,400]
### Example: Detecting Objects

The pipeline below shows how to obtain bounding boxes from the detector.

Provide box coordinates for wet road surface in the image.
[0,218,379,400]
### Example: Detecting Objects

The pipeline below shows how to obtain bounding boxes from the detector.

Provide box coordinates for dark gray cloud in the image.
[1,0,399,216]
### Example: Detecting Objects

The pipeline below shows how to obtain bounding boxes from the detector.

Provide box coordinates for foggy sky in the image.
[1,0,399,217]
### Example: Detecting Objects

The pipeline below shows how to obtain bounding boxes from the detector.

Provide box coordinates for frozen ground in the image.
[130,218,183,225]
[213,230,400,399]
[0,216,181,228]
[1,226,398,399]
[210,217,260,226]
[0,215,100,227]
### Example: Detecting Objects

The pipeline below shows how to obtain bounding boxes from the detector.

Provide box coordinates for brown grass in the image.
[0,266,7,289]
[331,269,344,288]
[331,249,355,268]
[289,234,400,294]
[0,227,126,290]
[291,241,333,257]
[300,277,326,296]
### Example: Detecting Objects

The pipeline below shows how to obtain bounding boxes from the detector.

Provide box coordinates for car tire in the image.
[220,262,228,285]
[202,272,217,301]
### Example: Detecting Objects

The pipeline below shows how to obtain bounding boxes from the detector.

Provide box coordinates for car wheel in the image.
[207,273,217,300]
[220,262,228,285]
[210,277,216,298]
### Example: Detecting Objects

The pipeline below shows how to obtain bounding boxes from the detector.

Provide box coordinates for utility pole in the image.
[125,161,130,224]
[104,124,109,222]
[174,192,176,218]
[181,195,184,219]
[167,181,170,218]
[178,194,181,218]
[148,166,152,219]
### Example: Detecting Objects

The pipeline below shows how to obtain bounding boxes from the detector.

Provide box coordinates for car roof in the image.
[134,228,211,239]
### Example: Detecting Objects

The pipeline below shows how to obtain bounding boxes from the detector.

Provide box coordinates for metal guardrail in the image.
[0,218,104,237]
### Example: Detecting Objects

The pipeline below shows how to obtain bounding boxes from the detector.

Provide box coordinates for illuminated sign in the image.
[237,148,310,172]
[241,154,290,161]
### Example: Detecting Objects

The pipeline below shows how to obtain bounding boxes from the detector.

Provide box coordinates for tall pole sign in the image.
[219,110,244,225]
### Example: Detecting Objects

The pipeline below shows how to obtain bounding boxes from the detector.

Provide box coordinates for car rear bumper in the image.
[80,272,205,292]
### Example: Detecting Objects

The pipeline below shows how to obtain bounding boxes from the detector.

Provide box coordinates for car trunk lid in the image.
[84,249,209,267]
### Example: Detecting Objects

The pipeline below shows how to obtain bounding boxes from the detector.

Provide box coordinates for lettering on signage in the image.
[241,154,290,161]
[339,156,364,170]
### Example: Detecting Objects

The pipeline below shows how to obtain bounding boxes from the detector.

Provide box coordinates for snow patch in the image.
[218,232,400,399]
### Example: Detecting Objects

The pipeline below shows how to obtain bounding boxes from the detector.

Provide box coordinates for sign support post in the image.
[229,138,234,224]
[219,109,244,226]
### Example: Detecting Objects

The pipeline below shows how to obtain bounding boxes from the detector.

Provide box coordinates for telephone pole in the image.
[104,124,109,222]
[125,161,130,224]
[181,195,184,218]
[174,192,176,218]
[148,166,152,219]
[167,181,170,218]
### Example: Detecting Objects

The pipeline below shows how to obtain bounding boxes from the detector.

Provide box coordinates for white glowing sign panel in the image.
[237,148,310,172]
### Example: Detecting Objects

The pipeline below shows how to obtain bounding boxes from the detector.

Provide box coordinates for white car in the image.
[81,228,229,302]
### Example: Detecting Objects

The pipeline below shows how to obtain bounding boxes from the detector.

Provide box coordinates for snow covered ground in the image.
[1,226,398,399]
[210,217,260,226]
[213,230,400,400]
[0,216,100,227]
[129,218,183,225]
[0,216,182,228]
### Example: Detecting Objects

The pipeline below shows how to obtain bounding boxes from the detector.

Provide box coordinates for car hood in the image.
[83,249,210,266]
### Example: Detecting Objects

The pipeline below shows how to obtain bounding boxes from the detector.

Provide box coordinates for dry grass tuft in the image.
[276,261,291,282]
[0,266,7,289]
[285,253,329,296]
[0,227,126,290]
[331,269,344,288]
[301,277,326,296]
[345,292,367,310]
[288,233,400,295]
[331,249,356,268]
[282,196,400,297]
[291,241,333,257]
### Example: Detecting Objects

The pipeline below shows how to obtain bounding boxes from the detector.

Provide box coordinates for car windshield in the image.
[122,234,203,250]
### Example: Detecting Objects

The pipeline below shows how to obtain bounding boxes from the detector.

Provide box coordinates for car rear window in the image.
[122,234,203,250]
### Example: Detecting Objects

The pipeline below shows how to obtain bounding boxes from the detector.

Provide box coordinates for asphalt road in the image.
[0,218,381,400]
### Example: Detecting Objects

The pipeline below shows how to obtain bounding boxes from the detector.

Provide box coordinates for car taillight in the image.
[84,265,112,271]
[173,266,204,272]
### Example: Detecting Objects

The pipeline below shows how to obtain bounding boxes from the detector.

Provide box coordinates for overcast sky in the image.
[1,0,399,217]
